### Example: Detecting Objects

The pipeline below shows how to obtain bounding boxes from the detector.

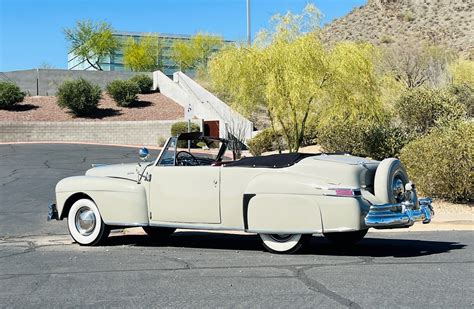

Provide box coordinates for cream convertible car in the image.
[48,132,434,253]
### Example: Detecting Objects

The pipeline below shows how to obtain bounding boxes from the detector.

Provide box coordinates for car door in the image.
[148,165,221,224]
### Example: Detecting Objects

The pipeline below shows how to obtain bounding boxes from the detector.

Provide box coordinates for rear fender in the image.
[243,173,323,233]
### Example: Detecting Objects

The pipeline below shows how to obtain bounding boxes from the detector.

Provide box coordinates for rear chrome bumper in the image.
[365,198,434,229]
[47,203,59,221]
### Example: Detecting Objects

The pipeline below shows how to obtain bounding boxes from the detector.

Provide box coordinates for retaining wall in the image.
[0,69,152,96]
[0,120,189,146]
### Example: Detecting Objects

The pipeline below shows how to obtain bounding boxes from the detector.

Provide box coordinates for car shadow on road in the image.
[105,231,466,258]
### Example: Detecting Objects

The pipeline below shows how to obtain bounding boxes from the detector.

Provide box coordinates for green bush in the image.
[0,81,25,109]
[106,80,140,107]
[395,87,466,135]
[316,119,411,160]
[171,121,200,148]
[364,124,414,160]
[130,74,153,94]
[448,83,474,118]
[247,128,285,156]
[56,78,101,116]
[400,121,473,202]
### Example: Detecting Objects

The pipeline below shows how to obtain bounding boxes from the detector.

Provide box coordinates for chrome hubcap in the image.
[75,206,96,236]
[392,176,405,202]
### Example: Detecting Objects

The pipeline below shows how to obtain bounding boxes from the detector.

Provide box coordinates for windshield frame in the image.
[154,135,228,166]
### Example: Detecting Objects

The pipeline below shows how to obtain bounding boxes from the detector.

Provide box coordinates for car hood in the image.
[85,162,142,181]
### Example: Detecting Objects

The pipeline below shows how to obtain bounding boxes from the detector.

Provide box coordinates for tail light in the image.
[326,188,362,197]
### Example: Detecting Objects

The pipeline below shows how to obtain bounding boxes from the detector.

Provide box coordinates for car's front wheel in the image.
[323,229,368,247]
[67,198,110,246]
[259,234,311,254]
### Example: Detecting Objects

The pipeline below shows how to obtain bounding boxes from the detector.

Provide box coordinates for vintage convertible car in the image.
[48,132,434,253]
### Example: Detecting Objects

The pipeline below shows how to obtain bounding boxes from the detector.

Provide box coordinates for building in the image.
[67,32,232,76]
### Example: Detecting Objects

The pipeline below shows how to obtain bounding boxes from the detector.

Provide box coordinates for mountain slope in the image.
[322,0,473,58]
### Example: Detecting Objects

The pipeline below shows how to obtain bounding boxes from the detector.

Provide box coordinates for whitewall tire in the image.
[67,198,109,246]
[259,234,311,254]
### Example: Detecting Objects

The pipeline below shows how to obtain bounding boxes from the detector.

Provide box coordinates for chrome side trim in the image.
[106,222,148,227]
[365,198,434,229]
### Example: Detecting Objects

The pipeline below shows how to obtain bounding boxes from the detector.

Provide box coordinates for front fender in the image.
[55,176,148,226]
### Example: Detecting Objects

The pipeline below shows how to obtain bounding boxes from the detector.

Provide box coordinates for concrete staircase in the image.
[153,71,253,143]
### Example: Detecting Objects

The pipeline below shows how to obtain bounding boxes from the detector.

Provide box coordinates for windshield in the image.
[157,137,177,166]
[157,136,226,166]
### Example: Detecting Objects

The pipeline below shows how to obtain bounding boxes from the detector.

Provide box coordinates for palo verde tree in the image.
[64,20,119,71]
[209,4,385,152]
[123,35,163,71]
[171,32,223,72]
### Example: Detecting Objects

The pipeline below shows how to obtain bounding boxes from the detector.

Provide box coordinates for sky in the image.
[0,0,366,72]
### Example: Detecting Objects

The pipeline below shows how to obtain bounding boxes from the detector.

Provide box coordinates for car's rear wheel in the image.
[323,229,368,246]
[142,226,176,239]
[67,198,109,246]
[259,234,311,254]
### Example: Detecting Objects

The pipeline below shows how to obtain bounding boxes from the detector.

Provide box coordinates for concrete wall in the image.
[0,120,191,146]
[0,69,152,96]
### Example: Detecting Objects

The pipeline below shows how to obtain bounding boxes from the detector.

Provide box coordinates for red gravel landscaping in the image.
[0,92,184,121]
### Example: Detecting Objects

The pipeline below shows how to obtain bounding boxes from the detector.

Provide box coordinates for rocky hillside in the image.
[322,0,473,58]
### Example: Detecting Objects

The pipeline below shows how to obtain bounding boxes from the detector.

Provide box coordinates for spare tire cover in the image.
[374,158,409,204]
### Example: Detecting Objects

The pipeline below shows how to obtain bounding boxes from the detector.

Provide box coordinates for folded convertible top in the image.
[223,153,316,168]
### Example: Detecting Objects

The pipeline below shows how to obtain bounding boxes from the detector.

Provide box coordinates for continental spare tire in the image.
[374,158,409,204]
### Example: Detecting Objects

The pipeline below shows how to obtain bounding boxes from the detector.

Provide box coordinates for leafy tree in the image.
[209,4,385,152]
[380,41,455,89]
[192,33,223,68]
[171,40,196,72]
[171,32,223,72]
[64,20,119,71]
[123,35,162,72]
[450,59,474,87]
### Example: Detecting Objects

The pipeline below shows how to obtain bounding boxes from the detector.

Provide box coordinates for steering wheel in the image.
[176,151,200,166]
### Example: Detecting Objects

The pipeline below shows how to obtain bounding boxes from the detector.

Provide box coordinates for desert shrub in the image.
[170,121,200,148]
[158,136,167,147]
[247,128,285,156]
[400,121,473,202]
[0,81,25,109]
[130,74,153,94]
[106,80,140,107]
[395,87,466,135]
[364,124,413,160]
[56,78,101,116]
[317,118,412,161]
[448,83,474,118]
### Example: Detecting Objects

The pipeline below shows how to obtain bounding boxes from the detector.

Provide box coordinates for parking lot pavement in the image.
[1,144,473,307]
[1,231,473,307]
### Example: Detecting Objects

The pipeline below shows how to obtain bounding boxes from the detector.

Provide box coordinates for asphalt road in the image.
[1,144,473,308]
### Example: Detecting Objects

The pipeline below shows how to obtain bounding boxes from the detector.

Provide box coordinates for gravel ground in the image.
[0,93,184,121]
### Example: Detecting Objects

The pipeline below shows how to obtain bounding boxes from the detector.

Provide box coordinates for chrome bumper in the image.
[47,203,59,221]
[365,198,434,229]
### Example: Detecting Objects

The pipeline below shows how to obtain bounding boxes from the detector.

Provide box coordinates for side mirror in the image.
[138,147,149,161]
